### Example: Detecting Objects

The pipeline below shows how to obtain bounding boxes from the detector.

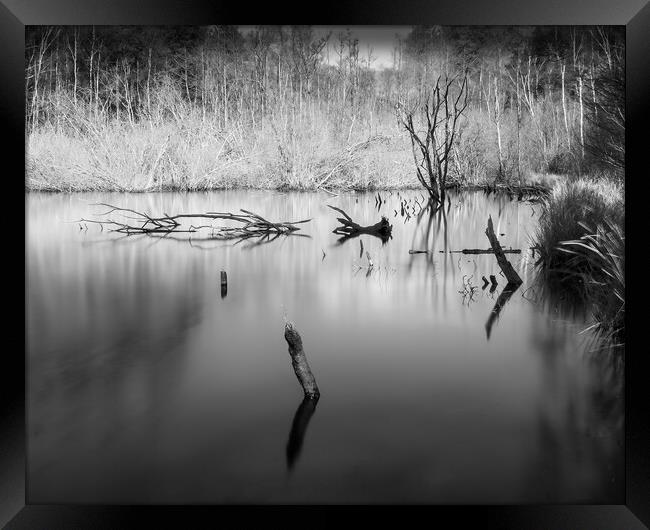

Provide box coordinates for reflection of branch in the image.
[485,282,521,340]
[286,396,319,472]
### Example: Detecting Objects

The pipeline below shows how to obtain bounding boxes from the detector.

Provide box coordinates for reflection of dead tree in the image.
[286,396,319,472]
[328,205,392,244]
[80,203,311,243]
[485,283,520,339]
[406,200,447,276]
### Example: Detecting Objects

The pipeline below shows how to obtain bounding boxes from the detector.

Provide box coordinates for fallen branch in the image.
[80,203,310,244]
[328,205,392,243]
[439,248,521,254]
[485,216,523,286]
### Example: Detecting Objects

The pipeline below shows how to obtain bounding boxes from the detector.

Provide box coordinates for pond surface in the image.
[26,190,623,504]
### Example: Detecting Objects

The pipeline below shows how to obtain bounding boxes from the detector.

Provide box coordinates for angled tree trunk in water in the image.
[484,216,523,339]
[286,396,319,471]
[485,216,523,286]
[284,322,320,400]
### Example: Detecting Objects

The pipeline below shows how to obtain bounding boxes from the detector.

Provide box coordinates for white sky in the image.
[239,26,413,70]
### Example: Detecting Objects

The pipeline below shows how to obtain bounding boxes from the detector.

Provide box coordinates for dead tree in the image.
[397,72,469,205]
[485,216,523,286]
[328,205,392,244]
[484,215,523,339]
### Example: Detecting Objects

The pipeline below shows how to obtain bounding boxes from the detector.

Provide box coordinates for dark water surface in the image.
[27,190,623,503]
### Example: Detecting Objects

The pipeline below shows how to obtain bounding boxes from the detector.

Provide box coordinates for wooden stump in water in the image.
[284,322,320,400]
[220,270,228,298]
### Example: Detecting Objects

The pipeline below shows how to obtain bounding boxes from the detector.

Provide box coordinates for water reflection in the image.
[485,282,521,340]
[286,397,319,472]
[27,190,623,503]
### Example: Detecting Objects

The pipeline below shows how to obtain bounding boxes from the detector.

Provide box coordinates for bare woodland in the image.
[25,26,624,192]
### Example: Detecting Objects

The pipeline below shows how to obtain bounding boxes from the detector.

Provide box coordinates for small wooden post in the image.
[220,270,227,298]
[284,322,320,400]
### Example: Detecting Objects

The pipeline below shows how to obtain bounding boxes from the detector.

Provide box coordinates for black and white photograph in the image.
[23,22,629,507]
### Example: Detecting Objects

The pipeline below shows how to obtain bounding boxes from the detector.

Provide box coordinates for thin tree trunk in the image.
[561,61,570,149]
[578,74,585,159]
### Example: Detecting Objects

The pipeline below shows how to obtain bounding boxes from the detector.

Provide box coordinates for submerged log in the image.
[439,248,521,254]
[328,205,392,243]
[485,216,523,286]
[284,322,320,400]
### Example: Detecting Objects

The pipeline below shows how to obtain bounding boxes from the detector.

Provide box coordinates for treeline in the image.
[25,25,624,191]
[395,26,624,179]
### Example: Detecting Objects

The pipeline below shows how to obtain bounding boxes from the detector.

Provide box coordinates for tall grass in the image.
[26,90,418,192]
[533,178,624,342]
[534,179,623,268]
[559,220,624,342]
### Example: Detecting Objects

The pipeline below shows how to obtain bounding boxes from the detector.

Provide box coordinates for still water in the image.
[27,190,623,504]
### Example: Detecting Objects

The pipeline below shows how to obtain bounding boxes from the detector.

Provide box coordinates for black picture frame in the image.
[3,0,648,527]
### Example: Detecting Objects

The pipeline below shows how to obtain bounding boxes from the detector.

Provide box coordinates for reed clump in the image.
[533,178,624,341]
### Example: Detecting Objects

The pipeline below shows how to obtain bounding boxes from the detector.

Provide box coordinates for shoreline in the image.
[24,181,552,197]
